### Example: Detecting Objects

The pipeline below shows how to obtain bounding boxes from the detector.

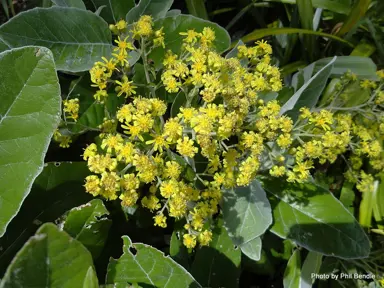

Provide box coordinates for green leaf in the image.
[337,0,371,36]
[126,0,173,23]
[264,0,351,14]
[0,47,61,237]
[279,56,336,117]
[373,178,384,230]
[261,178,370,259]
[89,0,135,23]
[300,251,323,288]
[106,236,201,287]
[239,28,353,48]
[0,223,98,288]
[63,199,111,259]
[191,219,241,288]
[150,14,231,68]
[339,181,355,214]
[297,0,314,58]
[222,179,272,246]
[170,230,189,269]
[310,56,378,79]
[350,42,376,57]
[185,0,208,20]
[51,0,86,9]
[240,237,262,261]
[359,180,379,228]
[0,162,92,276]
[0,7,112,72]
[283,250,301,288]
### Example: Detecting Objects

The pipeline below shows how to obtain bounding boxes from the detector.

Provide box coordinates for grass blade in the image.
[185,0,208,20]
[337,0,371,36]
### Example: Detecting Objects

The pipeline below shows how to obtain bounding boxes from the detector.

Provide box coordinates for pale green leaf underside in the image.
[0,223,98,288]
[0,46,61,237]
[222,180,272,245]
[51,0,86,9]
[0,7,112,72]
[106,236,201,287]
[240,237,262,261]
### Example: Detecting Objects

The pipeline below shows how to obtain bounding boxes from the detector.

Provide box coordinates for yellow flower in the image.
[183,234,197,249]
[160,179,179,198]
[154,213,167,228]
[114,36,134,53]
[115,76,137,97]
[101,134,123,153]
[163,118,183,143]
[115,19,127,31]
[179,29,200,44]
[141,195,161,211]
[198,230,213,246]
[83,143,97,160]
[63,98,80,121]
[163,161,182,179]
[84,175,101,196]
[153,27,165,48]
[100,171,120,200]
[133,15,153,37]
[177,136,198,158]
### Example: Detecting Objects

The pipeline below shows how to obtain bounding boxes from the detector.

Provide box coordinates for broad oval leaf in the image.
[0,7,112,72]
[222,179,272,246]
[126,0,173,23]
[106,236,201,287]
[240,237,262,262]
[63,199,112,259]
[51,0,86,9]
[191,219,241,288]
[261,178,370,259]
[0,47,61,237]
[283,249,301,288]
[0,223,98,288]
[279,56,336,117]
[0,162,92,276]
[150,14,231,69]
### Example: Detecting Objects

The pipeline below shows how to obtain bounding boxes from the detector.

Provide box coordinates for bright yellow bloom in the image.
[177,136,198,158]
[154,213,167,228]
[183,234,197,249]
[115,76,137,97]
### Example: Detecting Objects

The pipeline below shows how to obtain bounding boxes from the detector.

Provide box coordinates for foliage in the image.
[0,1,383,288]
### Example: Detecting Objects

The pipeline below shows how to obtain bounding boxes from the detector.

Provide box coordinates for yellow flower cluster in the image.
[63,98,79,121]
[78,16,384,248]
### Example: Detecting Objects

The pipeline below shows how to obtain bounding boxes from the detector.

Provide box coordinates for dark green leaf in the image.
[126,0,173,23]
[297,0,314,59]
[300,251,323,287]
[280,56,336,117]
[283,249,301,288]
[170,91,187,118]
[150,14,231,69]
[106,236,201,287]
[51,0,86,9]
[89,0,135,23]
[240,237,262,261]
[261,178,370,259]
[264,0,351,14]
[0,162,92,276]
[0,223,98,288]
[170,230,189,269]
[222,179,272,245]
[337,0,371,36]
[0,47,60,237]
[191,219,241,288]
[185,0,208,20]
[339,181,355,214]
[0,7,112,72]
[63,199,112,259]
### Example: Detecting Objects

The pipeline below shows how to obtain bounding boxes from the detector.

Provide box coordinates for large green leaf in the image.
[126,0,173,23]
[150,14,231,68]
[283,250,301,288]
[279,56,336,117]
[106,236,201,287]
[261,178,370,259]
[191,219,241,288]
[0,47,61,237]
[222,179,272,246]
[51,0,86,9]
[0,162,92,277]
[264,0,351,14]
[88,0,135,23]
[63,199,111,259]
[239,237,262,261]
[0,223,98,288]
[0,7,112,72]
